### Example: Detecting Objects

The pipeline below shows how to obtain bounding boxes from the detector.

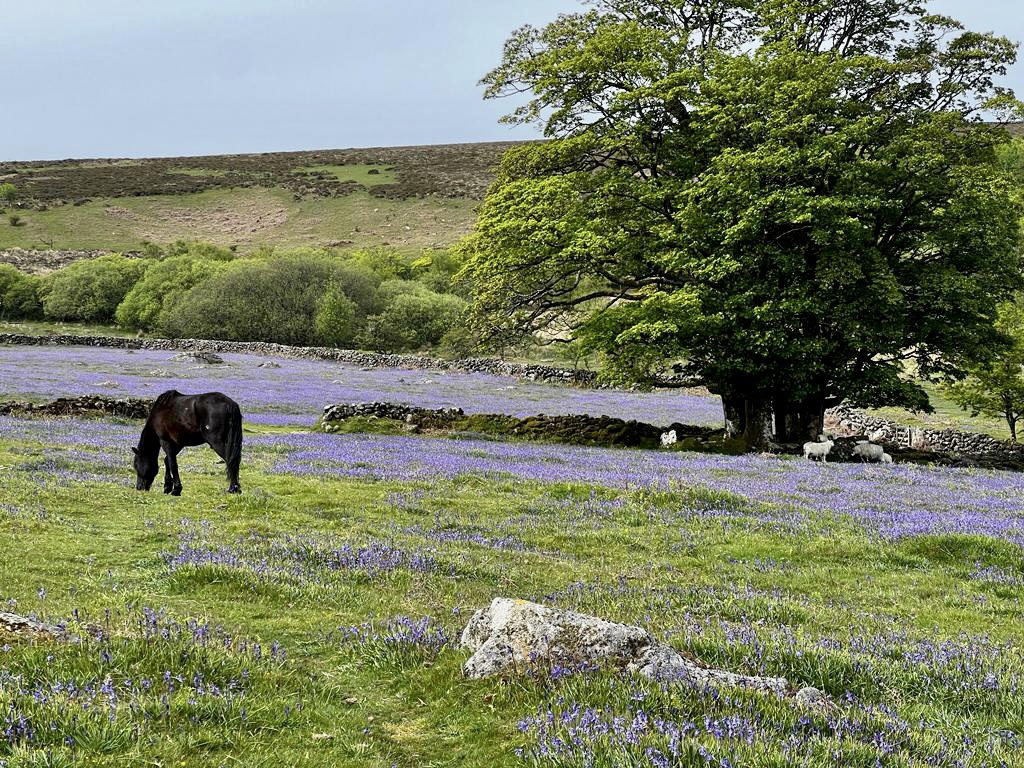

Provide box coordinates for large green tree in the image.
[462,0,1024,448]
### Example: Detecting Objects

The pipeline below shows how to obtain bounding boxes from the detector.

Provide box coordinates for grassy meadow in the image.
[1,346,1023,767]
[0,188,477,256]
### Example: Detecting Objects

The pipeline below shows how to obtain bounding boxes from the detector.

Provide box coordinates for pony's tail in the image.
[225,404,243,470]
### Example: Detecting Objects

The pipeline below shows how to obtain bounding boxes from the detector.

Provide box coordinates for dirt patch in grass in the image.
[147,198,290,242]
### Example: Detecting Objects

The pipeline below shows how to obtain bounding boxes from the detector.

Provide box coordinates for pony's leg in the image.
[163,445,183,496]
[163,455,174,494]
[226,456,241,494]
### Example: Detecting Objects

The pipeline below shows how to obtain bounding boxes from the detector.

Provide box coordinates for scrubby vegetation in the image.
[40,253,149,324]
[0,142,516,206]
[0,243,470,353]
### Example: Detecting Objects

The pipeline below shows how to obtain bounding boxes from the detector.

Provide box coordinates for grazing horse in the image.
[133,390,242,495]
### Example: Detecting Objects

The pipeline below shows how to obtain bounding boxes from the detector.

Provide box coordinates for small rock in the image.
[173,351,224,364]
[794,686,829,709]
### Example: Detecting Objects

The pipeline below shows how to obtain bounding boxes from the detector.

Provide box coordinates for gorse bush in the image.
[41,253,150,323]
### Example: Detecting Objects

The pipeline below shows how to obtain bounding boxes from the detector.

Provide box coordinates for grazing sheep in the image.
[881,452,894,464]
[853,441,885,462]
[660,429,678,447]
[803,435,834,463]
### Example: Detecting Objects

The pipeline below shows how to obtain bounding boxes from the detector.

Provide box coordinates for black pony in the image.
[133,390,242,495]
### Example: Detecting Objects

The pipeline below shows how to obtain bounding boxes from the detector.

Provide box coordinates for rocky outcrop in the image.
[0,333,599,387]
[0,395,151,419]
[0,248,143,274]
[460,598,812,700]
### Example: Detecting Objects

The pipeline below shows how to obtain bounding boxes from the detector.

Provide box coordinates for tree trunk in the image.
[741,398,775,451]
[1008,415,1018,443]
[782,396,827,445]
[722,395,746,438]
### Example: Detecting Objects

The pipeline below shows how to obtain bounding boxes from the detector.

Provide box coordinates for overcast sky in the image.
[1,0,1021,161]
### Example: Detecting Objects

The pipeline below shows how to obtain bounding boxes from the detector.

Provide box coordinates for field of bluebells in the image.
[2,345,1024,766]
[0,345,724,427]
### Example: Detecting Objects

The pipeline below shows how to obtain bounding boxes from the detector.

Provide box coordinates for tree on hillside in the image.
[947,299,1024,442]
[462,0,1024,449]
[0,183,15,209]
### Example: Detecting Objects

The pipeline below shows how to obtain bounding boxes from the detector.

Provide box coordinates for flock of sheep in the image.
[802,436,893,464]
[658,430,893,464]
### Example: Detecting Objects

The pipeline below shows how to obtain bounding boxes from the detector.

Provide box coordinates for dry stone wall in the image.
[825,404,1024,465]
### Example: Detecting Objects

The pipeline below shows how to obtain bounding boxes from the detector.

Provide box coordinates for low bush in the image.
[115,243,234,332]
[27,243,475,354]
[361,282,467,352]
[0,264,44,320]
[161,254,357,346]
[41,253,149,323]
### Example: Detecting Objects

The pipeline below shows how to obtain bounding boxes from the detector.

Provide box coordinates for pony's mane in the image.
[152,390,183,410]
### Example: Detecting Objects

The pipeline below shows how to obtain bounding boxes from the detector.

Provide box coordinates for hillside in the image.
[0,142,520,259]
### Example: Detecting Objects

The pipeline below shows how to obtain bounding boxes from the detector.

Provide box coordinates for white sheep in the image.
[853,441,885,462]
[881,452,894,464]
[660,429,678,447]
[802,435,834,463]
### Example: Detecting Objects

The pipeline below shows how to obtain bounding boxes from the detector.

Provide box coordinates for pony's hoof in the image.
[171,488,182,497]
[227,485,242,494]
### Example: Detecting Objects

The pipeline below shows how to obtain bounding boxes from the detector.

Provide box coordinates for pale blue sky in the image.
[1,0,1021,161]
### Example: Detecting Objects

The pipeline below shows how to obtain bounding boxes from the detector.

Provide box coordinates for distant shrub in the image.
[353,247,414,280]
[8,214,22,227]
[411,248,466,295]
[314,288,359,347]
[163,254,359,345]
[0,183,15,207]
[115,246,233,332]
[361,282,467,352]
[41,254,150,323]
[0,264,43,320]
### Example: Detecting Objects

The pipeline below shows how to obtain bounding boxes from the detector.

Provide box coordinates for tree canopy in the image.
[462,0,1024,448]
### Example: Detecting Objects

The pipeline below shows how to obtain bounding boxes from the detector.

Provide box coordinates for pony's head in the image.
[132,446,158,491]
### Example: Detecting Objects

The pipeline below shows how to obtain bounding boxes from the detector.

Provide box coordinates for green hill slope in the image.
[0,142,518,257]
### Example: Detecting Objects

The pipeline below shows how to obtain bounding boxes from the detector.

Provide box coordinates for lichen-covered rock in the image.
[0,612,68,642]
[174,351,224,364]
[794,686,830,710]
[460,598,788,696]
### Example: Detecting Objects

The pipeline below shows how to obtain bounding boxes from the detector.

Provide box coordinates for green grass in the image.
[1,422,1023,766]
[295,164,398,186]
[166,167,231,178]
[869,380,1014,441]
[0,188,478,255]
[0,319,136,337]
